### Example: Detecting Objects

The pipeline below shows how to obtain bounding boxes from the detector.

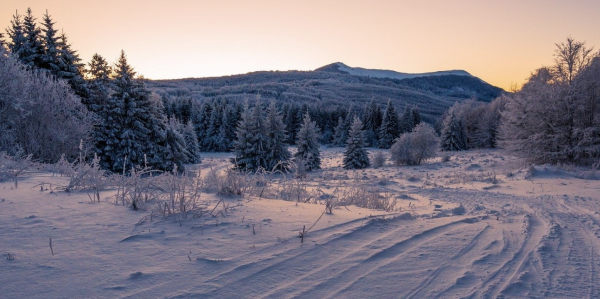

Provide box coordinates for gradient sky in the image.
[2,0,600,90]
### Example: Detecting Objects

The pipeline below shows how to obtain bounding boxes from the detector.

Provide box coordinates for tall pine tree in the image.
[378,99,400,149]
[294,112,321,171]
[343,117,370,169]
[440,105,468,151]
[265,100,291,171]
[40,11,60,74]
[97,50,174,173]
[362,98,382,147]
[232,98,269,171]
[21,8,45,68]
[57,32,88,98]
[6,11,27,60]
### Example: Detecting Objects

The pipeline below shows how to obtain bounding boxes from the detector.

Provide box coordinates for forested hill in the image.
[147,63,504,124]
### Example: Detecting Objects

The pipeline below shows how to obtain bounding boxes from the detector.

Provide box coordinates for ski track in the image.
[154,191,600,299]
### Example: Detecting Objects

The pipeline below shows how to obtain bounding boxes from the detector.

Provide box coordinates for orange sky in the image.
[2,0,600,90]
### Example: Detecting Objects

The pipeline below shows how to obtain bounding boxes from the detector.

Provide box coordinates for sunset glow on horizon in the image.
[2,0,600,90]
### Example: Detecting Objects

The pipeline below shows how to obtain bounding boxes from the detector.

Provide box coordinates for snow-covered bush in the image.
[372,151,387,168]
[391,123,439,166]
[66,154,107,202]
[0,48,94,163]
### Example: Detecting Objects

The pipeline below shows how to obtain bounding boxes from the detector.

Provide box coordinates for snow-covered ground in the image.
[2,148,600,298]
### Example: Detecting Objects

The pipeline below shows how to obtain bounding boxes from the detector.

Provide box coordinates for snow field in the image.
[1,148,600,298]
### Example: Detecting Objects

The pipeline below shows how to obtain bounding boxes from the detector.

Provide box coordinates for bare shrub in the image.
[113,166,161,211]
[216,169,250,196]
[0,150,33,188]
[330,176,397,212]
[154,166,204,219]
[66,154,107,202]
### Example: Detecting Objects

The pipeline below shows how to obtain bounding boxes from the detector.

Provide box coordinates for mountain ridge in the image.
[316,62,473,80]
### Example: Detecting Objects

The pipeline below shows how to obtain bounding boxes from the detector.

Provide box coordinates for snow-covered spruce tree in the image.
[164,118,190,171]
[391,123,439,166]
[362,98,382,147]
[332,116,347,147]
[343,117,370,169]
[411,105,421,128]
[294,112,321,171]
[399,105,415,134]
[6,11,27,60]
[265,100,291,171]
[378,99,400,149]
[85,53,111,114]
[218,105,239,151]
[232,98,269,172]
[39,11,60,75]
[182,120,201,163]
[440,104,468,151]
[21,8,45,68]
[205,104,223,151]
[194,101,212,151]
[0,48,94,163]
[97,50,175,173]
[56,32,88,98]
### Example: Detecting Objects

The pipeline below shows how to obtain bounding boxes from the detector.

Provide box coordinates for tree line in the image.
[3,8,597,172]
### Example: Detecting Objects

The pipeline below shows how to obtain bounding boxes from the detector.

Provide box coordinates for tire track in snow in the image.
[464,213,547,298]
[286,217,480,299]
[403,224,493,299]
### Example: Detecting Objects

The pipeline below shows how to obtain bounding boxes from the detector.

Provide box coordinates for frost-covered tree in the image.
[21,8,45,68]
[232,98,269,171]
[265,100,291,171]
[343,117,370,169]
[332,116,347,147]
[6,11,27,60]
[165,118,189,171]
[182,120,201,163]
[194,101,212,151]
[40,11,60,74]
[205,104,223,151]
[500,37,600,164]
[294,112,321,171]
[440,104,468,151]
[0,48,94,162]
[399,105,415,134]
[56,32,88,98]
[85,53,111,113]
[378,99,400,149]
[391,123,439,166]
[362,98,382,147]
[97,50,173,173]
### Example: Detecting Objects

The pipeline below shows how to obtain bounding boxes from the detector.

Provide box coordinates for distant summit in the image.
[316,62,472,80]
